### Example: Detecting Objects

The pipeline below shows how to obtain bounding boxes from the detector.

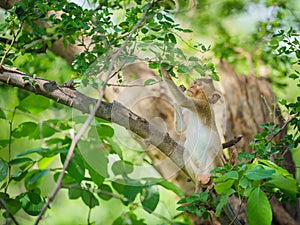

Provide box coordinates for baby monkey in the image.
[161,66,224,191]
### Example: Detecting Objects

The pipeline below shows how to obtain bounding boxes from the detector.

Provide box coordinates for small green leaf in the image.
[81,190,99,208]
[177,65,190,73]
[112,160,134,176]
[215,180,234,194]
[140,185,159,213]
[211,72,220,81]
[288,73,299,80]
[2,199,22,217]
[270,38,279,47]
[215,195,229,217]
[68,188,81,199]
[0,158,8,181]
[156,13,163,20]
[0,108,7,119]
[78,140,109,178]
[112,211,146,225]
[246,187,272,225]
[295,49,300,59]
[0,139,10,149]
[245,165,275,180]
[148,61,159,69]
[25,169,48,190]
[12,122,37,138]
[19,192,45,216]
[97,184,113,201]
[147,178,185,198]
[16,147,50,157]
[96,124,114,138]
[144,79,156,86]
[61,151,85,183]
[168,33,177,44]
[10,157,33,166]
[18,94,50,114]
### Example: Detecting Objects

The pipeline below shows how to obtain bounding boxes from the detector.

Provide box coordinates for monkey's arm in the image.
[161,66,195,108]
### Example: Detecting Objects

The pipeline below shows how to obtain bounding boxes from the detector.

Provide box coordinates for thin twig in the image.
[5,108,16,193]
[0,198,19,225]
[0,22,23,68]
[34,3,153,224]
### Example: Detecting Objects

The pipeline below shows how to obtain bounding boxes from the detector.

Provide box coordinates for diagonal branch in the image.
[0,66,186,169]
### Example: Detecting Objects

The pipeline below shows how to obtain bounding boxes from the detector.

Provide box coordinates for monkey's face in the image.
[187,83,207,99]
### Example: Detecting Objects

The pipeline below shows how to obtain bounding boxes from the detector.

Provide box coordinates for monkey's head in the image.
[187,79,221,103]
[187,81,207,100]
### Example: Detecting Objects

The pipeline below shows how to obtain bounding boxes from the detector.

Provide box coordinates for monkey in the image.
[160,66,224,190]
[161,66,243,225]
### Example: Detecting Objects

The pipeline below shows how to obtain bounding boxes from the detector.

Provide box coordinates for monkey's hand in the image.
[196,174,211,186]
[160,65,173,80]
[179,84,186,92]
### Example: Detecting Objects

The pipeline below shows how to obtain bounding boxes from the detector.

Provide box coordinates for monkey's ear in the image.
[208,93,221,104]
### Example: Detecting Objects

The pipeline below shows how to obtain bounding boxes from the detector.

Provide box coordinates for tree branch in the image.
[0,66,186,170]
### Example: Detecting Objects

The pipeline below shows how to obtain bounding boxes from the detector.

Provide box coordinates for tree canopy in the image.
[0,0,299,225]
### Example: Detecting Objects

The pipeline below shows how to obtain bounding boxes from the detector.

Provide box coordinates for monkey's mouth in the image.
[187,90,194,95]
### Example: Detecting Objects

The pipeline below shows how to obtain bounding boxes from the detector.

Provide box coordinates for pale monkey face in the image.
[187,82,207,99]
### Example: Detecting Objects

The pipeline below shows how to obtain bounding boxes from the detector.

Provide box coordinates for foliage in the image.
[0,0,299,225]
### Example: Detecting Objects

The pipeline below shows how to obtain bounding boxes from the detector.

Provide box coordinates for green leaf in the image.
[10,157,33,166]
[177,65,190,73]
[30,124,57,139]
[68,188,81,199]
[259,159,294,178]
[95,124,114,138]
[19,192,45,216]
[0,158,8,181]
[140,185,159,213]
[81,190,99,208]
[18,94,50,114]
[215,180,235,194]
[214,171,239,182]
[2,198,22,217]
[246,187,272,225]
[112,160,134,176]
[25,169,48,190]
[144,79,156,86]
[215,195,229,217]
[245,165,275,180]
[78,140,109,178]
[210,72,220,81]
[112,180,142,205]
[112,211,146,225]
[97,184,113,201]
[148,61,159,69]
[0,139,10,149]
[12,122,37,138]
[289,73,299,80]
[0,108,7,119]
[149,178,185,198]
[16,147,50,157]
[270,38,279,48]
[168,33,177,44]
[61,151,85,183]
[295,49,300,59]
